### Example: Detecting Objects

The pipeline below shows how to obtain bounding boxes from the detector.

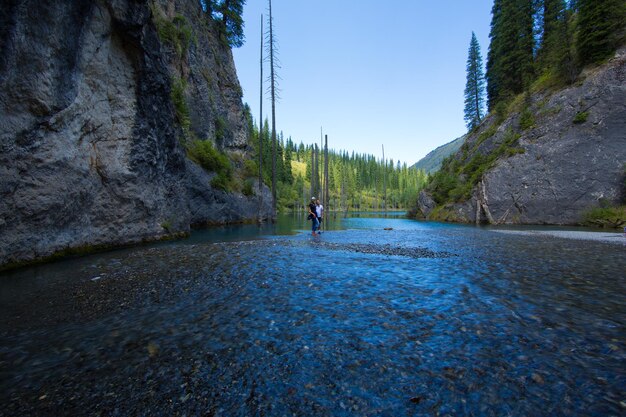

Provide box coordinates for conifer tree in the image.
[537,0,576,83]
[486,0,502,110]
[538,0,564,68]
[283,145,293,184]
[276,133,286,183]
[464,32,486,130]
[486,0,536,109]
[200,0,217,14]
[576,0,625,66]
[217,0,246,47]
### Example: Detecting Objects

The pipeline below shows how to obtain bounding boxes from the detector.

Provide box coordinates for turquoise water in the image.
[1,215,624,416]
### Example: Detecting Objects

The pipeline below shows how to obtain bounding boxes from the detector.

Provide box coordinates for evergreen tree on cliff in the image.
[464,32,486,130]
[537,0,567,70]
[486,0,503,110]
[486,0,536,109]
[576,0,626,66]
[217,0,246,47]
[537,0,578,84]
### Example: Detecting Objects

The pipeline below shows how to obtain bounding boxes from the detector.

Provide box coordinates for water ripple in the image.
[0,221,624,416]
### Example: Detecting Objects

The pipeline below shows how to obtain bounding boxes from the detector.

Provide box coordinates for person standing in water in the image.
[315,199,324,234]
[308,197,319,235]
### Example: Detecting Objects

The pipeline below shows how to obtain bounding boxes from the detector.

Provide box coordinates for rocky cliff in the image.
[418,46,626,225]
[0,0,272,269]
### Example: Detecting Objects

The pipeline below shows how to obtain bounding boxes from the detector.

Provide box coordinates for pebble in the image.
[1,233,623,416]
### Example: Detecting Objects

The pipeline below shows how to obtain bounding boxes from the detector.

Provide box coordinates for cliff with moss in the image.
[417,46,626,226]
[0,0,272,269]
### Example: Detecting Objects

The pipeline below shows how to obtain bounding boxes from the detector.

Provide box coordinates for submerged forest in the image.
[245,112,429,213]
[1,1,625,416]
[238,0,625,217]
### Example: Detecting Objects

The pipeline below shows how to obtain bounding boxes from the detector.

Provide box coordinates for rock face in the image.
[0,0,272,268]
[419,46,626,225]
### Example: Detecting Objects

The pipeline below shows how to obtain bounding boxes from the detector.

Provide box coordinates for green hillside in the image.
[411,136,465,174]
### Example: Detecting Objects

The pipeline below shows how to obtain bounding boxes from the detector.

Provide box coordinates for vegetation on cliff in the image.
[486,0,625,111]
[421,0,626,224]
[199,0,246,47]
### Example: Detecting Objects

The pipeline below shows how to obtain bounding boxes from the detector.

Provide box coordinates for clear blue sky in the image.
[233,1,493,166]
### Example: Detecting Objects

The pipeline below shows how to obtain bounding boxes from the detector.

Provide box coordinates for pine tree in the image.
[516,0,536,91]
[538,0,561,68]
[576,0,625,66]
[199,0,213,13]
[283,145,294,184]
[276,133,286,183]
[538,0,580,84]
[486,0,536,109]
[486,0,503,109]
[464,32,486,130]
[217,0,246,48]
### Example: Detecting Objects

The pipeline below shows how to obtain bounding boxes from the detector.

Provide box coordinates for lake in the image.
[1,214,624,416]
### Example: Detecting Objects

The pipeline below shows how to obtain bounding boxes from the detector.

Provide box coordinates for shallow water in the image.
[1,215,625,416]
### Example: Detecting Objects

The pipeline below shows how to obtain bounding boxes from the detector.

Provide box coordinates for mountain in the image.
[417,46,626,225]
[412,136,466,174]
[0,0,272,269]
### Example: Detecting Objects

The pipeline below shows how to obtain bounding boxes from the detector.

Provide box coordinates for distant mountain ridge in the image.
[411,136,466,174]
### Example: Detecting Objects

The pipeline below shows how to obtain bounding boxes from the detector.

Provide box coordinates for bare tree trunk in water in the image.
[268,0,277,216]
[324,134,329,212]
[258,14,263,190]
[257,14,263,222]
[382,145,387,212]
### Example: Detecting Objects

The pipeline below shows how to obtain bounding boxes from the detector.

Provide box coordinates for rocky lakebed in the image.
[1,223,624,416]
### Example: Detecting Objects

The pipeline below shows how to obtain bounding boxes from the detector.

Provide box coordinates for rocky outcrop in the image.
[152,0,248,149]
[416,191,436,218]
[0,0,272,269]
[419,46,626,225]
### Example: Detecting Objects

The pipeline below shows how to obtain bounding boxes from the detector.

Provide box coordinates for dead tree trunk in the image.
[268,0,277,216]
[258,14,263,190]
[324,134,329,211]
[476,180,495,224]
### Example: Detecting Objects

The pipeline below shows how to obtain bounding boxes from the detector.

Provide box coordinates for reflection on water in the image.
[185,211,411,241]
[1,215,624,416]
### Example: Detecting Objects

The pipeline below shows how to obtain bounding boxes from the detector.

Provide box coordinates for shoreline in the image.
[491,229,626,244]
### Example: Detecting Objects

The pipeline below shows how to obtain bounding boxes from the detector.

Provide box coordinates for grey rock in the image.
[0,0,273,268]
[186,161,273,226]
[442,46,626,225]
[416,190,436,218]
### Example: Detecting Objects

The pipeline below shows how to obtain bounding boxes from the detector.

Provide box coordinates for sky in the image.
[232,1,494,166]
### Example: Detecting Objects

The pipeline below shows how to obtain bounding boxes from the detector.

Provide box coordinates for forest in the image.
[194,0,624,216]
[244,111,429,213]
